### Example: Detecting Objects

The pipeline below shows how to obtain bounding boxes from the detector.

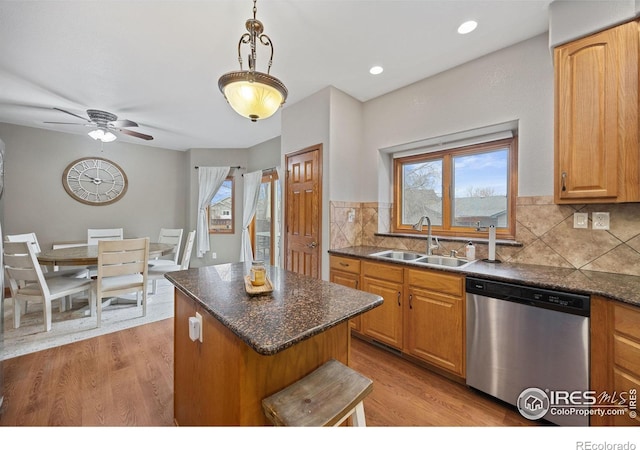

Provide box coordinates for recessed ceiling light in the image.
[458,20,478,35]
[369,66,384,75]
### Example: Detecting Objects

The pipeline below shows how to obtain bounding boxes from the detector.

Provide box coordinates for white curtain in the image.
[274,166,283,267]
[196,166,230,258]
[240,170,262,262]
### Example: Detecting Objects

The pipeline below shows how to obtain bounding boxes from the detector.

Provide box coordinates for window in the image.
[393,137,517,239]
[208,176,235,233]
[250,170,280,264]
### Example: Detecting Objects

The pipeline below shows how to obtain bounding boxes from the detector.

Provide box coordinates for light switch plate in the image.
[592,212,610,230]
[573,212,588,229]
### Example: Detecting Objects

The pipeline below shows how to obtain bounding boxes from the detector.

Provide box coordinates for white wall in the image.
[363,32,554,203]
[0,122,187,251]
[549,0,639,47]
[247,136,281,172]
[329,88,364,202]
[281,87,332,277]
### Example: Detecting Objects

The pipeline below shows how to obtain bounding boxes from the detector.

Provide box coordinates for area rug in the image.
[0,281,175,361]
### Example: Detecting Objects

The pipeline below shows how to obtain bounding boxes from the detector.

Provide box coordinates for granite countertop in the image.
[165,262,383,356]
[329,246,640,308]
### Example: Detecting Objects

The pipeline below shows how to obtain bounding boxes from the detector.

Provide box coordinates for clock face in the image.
[62,157,128,205]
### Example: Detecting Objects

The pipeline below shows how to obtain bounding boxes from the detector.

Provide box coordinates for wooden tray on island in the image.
[244,275,274,296]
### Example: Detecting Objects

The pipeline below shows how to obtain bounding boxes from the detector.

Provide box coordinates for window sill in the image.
[375,232,523,247]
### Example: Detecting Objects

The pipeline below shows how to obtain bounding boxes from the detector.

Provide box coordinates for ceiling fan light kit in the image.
[88,128,117,142]
[218,0,287,122]
[45,107,154,142]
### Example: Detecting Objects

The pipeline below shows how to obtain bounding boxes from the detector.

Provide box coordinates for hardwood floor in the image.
[0,318,531,426]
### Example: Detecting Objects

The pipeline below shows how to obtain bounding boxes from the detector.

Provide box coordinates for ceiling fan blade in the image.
[112,119,138,128]
[43,121,90,126]
[116,128,154,141]
[53,107,90,122]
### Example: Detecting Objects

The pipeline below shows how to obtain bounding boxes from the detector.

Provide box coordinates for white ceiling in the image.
[0,0,552,151]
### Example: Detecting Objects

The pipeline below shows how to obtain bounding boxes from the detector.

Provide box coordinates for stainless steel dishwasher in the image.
[466,277,590,426]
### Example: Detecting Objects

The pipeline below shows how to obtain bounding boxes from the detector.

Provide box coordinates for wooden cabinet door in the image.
[361,276,403,349]
[406,286,464,376]
[554,21,639,203]
[591,296,640,426]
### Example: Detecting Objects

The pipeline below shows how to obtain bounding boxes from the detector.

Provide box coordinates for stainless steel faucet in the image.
[412,215,438,256]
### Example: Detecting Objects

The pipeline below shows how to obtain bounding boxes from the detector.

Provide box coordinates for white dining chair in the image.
[4,241,93,332]
[87,228,124,245]
[91,237,149,327]
[5,232,88,278]
[150,228,183,266]
[148,230,195,294]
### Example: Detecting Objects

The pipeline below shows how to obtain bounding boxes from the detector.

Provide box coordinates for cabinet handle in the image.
[355,280,358,289]
[409,293,413,309]
[561,172,567,192]
[397,291,401,306]
[339,262,349,267]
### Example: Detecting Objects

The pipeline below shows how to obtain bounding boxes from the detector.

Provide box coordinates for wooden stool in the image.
[262,359,373,427]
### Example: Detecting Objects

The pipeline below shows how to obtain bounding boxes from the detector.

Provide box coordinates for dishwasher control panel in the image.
[466,277,590,316]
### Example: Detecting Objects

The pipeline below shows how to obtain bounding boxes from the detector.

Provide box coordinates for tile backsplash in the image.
[330,197,640,277]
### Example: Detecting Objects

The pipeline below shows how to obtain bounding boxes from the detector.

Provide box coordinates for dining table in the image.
[37,242,175,267]
[37,242,175,312]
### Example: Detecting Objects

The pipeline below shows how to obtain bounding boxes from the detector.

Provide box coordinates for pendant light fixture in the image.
[218,0,288,122]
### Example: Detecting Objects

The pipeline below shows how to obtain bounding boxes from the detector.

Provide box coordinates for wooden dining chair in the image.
[87,228,124,245]
[148,230,195,294]
[150,228,183,266]
[3,241,93,332]
[91,237,149,327]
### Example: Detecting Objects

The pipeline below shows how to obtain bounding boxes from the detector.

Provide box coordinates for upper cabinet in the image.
[554,20,639,204]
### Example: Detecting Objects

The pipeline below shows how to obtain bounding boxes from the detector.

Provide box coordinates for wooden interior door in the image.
[285,145,322,278]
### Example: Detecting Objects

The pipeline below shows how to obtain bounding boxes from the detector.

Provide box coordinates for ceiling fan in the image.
[45,107,154,142]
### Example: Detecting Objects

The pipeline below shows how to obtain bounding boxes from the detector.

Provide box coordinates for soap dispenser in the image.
[465,242,476,260]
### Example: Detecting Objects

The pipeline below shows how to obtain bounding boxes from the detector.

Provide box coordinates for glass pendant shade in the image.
[218,0,287,122]
[219,71,287,122]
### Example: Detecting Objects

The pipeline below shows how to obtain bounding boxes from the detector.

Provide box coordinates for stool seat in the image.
[262,359,373,427]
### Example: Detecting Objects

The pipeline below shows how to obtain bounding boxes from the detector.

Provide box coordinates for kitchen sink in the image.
[370,250,473,269]
[415,255,470,268]
[370,250,425,261]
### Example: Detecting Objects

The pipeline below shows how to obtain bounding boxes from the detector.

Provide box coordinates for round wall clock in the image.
[62,157,128,206]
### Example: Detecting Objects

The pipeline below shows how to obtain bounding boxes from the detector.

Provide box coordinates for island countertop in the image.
[165,262,383,356]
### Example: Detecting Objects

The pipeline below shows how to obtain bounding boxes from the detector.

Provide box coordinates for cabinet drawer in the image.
[329,256,361,275]
[362,261,403,283]
[614,334,640,376]
[612,369,640,426]
[614,302,640,341]
[406,268,463,297]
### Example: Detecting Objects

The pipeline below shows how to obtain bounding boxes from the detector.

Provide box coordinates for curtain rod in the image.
[242,166,277,176]
[194,165,242,170]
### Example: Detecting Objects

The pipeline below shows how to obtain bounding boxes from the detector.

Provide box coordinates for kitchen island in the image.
[165,262,383,426]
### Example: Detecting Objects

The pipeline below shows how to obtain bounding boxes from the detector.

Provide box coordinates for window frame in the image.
[393,137,517,240]
[249,170,279,264]
[208,176,235,234]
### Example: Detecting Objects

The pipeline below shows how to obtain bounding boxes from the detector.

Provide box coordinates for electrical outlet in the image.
[348,208,355,223]
[211,252,217,259]
[573,212,588,229]
[592,212,610,230]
